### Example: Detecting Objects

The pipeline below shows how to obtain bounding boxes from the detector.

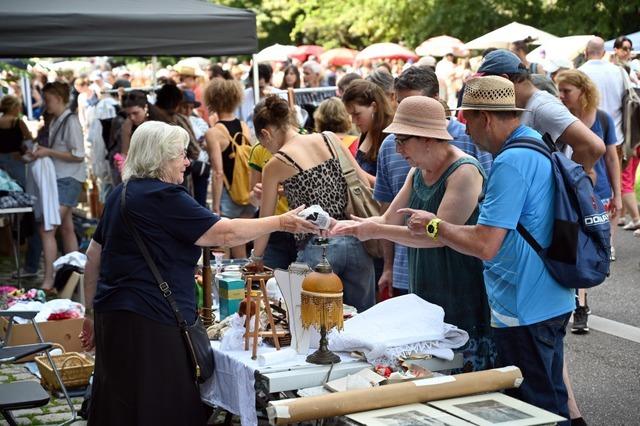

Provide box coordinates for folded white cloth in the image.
[53,251,87,271]
[257,348,298,367]
[327,294,468,362]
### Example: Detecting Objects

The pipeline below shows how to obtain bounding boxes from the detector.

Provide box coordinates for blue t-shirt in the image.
[477,125,574,328]
[591,111,617,200]
[374,134,410,290]
[93,179,219,326]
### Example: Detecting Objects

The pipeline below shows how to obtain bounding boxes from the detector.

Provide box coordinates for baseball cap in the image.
[182,89,201,107]
[478,49,528,76]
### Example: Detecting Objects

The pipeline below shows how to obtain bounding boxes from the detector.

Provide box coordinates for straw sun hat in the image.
[455,75,527,112]
[383,96,452,140]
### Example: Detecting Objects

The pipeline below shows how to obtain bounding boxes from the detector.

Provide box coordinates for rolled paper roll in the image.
[257,348,298,367]
[267,366,523,425]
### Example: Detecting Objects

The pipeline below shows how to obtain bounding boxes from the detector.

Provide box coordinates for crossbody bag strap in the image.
[47,113,73,148]
[321,131,353,175]
[119,182,188,328]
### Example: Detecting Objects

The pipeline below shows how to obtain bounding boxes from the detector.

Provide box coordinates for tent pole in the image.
[152,55,158,95]
[21,75,33,120]
[252,55,259,104]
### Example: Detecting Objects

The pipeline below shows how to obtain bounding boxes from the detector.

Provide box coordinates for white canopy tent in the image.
[465,22,558,50]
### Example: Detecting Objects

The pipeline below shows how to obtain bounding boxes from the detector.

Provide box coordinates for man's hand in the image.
[279,205,321,234]
[79,317,95,351]
[249,182,263,207]
[378,269,393,298]
[397,208,437,236]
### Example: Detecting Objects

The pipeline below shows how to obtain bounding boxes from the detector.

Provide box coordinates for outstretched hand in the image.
[397,208,436,236]
[280,205,321,234]
[328,215,377,241]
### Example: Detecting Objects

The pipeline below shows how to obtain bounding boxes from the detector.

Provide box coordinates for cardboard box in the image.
[219,277,245,320]
[0,317,84,361]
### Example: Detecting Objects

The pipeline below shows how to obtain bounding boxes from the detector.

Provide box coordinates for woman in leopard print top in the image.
[250,95,376,312]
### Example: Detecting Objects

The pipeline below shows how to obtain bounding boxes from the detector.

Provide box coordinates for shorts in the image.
[220,187,257,218]
[621,155,639,194]
[57,177,83,207]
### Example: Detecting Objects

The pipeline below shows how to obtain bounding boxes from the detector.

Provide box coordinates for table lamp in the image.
[300,239,343,364]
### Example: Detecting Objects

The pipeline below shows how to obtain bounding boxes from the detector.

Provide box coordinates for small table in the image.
[200,342,463,426]
[0,207,33,288]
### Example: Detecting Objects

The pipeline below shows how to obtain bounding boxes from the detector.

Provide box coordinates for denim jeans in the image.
[493,313,571,425]
[263,231,297,270]
[297,236,375,313]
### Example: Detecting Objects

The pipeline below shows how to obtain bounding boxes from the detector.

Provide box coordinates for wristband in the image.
[425,218,442,240]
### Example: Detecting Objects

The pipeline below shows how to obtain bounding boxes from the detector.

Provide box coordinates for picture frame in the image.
[346,403,473,426]
[428,392,566,426]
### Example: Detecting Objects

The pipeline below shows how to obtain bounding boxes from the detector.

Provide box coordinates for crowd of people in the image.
[1,34,639,426]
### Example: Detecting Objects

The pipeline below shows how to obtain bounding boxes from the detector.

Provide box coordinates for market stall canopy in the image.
[289,45,325,62]
[356,43,418,62]
[0,0,257,57]
[255,44,297,63]
[605,31,640,52]
[465,22,558,50]
[527,35,594,64]
[320,48,359,67]
[416,36,468,57]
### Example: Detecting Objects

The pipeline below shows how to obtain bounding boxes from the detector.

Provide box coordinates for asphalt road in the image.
[565,227,640,425]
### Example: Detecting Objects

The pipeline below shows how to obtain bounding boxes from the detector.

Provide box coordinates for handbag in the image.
[120,182,214,384]
[619,66,640,169]
[322,132,384,258]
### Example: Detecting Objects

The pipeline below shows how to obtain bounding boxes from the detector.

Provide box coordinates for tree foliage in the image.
[213,0,640,49]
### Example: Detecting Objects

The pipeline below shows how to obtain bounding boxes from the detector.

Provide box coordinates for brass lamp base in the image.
[306,325,341,365]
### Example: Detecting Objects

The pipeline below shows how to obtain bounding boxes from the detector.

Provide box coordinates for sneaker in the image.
[622,219,640,230]
[610,247,616,262]
[11,269,38,279]
[571,306,589,334]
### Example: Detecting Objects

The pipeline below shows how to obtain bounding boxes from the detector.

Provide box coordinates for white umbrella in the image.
[465,22,558,50]
[50,60,94,73]
[355,43,418,61]
[526,35,594,63]
[416,35,468,57]
[254,44,297,63]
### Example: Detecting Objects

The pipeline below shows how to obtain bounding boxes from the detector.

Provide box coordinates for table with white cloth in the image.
[0,207,33,288]
[200,341,462,426]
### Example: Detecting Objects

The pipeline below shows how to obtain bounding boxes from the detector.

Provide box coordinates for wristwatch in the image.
[249,249,263,262]
[425,218,442,240]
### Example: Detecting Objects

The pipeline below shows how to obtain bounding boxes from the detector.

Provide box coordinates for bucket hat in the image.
[383,96,452,140]
[454,76,527,112]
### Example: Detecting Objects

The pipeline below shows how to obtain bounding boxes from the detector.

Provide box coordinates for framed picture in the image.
[346,403,473,426]
[429,392,566,426]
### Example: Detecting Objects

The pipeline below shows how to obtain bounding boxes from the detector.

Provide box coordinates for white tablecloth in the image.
[200,341,355,426]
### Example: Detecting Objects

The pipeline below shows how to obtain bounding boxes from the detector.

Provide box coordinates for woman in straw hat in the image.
[331,95,495,372]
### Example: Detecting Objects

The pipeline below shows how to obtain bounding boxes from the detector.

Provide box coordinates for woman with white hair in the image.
[80,121,319,425]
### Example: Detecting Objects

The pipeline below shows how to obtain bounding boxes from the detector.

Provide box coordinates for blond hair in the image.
[122,121,189,181]
[204,78,243,113]
[0,95,22,114]
[555,70,600,113]
[314,97,351,133]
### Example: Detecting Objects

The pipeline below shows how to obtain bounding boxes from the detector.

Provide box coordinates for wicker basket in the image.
[35,347,94,391]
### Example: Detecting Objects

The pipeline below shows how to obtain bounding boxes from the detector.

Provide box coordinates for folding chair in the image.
[0,311,77,425]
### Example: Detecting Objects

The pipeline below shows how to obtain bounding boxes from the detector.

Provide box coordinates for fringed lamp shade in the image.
[301,247,343,364]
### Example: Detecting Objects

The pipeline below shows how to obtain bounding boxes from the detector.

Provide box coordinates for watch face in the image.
[427,224,435,234]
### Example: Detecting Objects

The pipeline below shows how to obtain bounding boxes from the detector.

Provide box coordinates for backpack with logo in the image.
[499,136,611,288]
[215,121,252,206]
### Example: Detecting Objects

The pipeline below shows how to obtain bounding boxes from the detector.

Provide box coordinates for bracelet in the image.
[85,307,94,318]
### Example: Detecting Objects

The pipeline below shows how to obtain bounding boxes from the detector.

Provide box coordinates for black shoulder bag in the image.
[120,182,214,384]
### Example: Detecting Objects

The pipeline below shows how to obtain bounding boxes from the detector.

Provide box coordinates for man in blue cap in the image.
[478,49,604,175]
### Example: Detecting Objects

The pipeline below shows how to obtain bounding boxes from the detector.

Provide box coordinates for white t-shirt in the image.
[521,90,578,143]
[579,59,625,145]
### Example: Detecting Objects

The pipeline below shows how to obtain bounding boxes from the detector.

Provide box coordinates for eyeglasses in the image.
[395,135,414,146]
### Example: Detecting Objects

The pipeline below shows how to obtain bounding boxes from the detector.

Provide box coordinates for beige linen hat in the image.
[455,75,527,111]
[383,96,452,140]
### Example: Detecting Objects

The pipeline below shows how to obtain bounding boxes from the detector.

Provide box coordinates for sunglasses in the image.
[395,135,415,146]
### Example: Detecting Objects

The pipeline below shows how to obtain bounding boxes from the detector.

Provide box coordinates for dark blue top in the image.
[92,179,219,326]
[591,110,616,200]
[355,132,378,177]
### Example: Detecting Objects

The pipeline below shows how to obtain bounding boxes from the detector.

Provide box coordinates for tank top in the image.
[276,134,348,248]
[218,119,243,186]
[407,157,491,335]
[0,118,23,154]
